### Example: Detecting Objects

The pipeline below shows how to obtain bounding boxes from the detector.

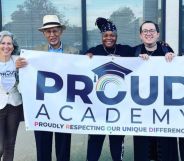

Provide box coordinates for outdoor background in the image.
[1,0,169,53]
[14,123,134,161]
[0,0,183,160]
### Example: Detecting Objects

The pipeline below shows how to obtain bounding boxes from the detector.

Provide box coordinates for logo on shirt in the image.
[0,70,16,78]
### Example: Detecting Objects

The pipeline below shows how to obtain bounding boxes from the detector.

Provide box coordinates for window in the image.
[86,0,163,48]
[2,0,82,53]
[1,0,164,53]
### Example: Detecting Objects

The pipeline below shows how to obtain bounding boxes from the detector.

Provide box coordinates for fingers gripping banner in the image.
[19,49,184,137]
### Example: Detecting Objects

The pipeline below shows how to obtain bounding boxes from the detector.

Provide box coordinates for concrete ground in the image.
[14,122,134,161]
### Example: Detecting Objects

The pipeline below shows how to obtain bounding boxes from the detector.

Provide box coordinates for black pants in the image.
[34,131,71,161]
[134,136,179,161]
[0,104,22,161]
[87,135,124,161]
[179,138,184,161]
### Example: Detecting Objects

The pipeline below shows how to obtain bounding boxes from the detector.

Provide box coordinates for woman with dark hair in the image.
[0,31,23,161]
[85,17,134,161]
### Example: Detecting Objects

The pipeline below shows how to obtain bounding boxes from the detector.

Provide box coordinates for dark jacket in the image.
[85,44,134,57]
[134,41,174,57]
[34,44,79,54]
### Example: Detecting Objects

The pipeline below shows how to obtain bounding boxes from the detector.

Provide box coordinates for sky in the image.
[2,0,25,24]
[2,0,143,29]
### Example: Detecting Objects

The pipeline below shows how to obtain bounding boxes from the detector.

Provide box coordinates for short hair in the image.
[0,31,19,55]
[140,21,159,33]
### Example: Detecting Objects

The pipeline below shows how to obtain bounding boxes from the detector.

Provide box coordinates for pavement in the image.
[14,122,134,161]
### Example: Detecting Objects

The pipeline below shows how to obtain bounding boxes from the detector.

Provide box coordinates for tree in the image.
[110,7,136,24]
[110,7,140,45]
[87,7,141,48]
[4,0,67,48]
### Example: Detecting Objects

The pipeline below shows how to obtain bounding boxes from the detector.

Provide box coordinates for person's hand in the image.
[165,52,175,62]
[86,53,93,58]
[16,57,27,69]
[139,54,149,60]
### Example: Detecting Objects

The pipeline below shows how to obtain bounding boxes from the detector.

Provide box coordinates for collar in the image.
[48,42,63,53]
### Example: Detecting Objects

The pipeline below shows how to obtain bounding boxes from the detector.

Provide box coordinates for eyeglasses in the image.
[141,29,157,35]
[43,29,61,36]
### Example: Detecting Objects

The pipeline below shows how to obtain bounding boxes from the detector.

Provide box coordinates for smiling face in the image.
[0,36,14,60]
[43,27,63,49]
[140,23,160,46]
[102,31,117,48]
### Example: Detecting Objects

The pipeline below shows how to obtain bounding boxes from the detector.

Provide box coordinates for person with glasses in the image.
[133,21,178,161]
[15,15,77,161]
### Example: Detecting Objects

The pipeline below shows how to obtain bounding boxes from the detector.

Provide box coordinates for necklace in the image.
[146,50,155,56]
[145,43,157,56]
[103,45,117,56]
[145,43,157,49]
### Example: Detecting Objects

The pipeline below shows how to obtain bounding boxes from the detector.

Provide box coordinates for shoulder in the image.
[133,44,143,52]
[117,44,131,48]
[89,44,103,50]
[84,44,103,55]
[133,44,144,56]
[34,44,48,51]
[116,44,133,51]
[134,44,143,49]
[157,41,174,52]
[63,44,80,54]
[153,41,173,56]
[116,44,134,57]
[11,55,19,61]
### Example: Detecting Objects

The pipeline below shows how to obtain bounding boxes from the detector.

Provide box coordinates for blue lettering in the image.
[131,76,158,105]
[67,75,93,104]
[36,71,63,100]
[164,76,184,105]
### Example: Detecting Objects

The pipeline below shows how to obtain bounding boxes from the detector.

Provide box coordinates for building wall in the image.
[143,0,158,23]
[165,0,180,54]
[0,0,168,53]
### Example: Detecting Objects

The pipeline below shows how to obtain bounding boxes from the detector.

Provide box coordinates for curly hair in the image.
[0,31,19,55]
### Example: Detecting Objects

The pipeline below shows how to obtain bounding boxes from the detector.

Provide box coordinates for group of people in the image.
[84,17,178,161]
[0,14,182,161]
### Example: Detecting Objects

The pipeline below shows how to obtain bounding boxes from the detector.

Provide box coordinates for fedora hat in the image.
[38,15,66,31]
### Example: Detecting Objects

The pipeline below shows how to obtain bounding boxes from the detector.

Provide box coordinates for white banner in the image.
[19,49,184,137]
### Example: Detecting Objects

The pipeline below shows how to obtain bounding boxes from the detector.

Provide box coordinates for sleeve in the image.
[159,41,174,53]
[83,47,96,55]
[128,46,135,57]
[122,44,144,57]
[166,45,174,53]
[132,46,141,57]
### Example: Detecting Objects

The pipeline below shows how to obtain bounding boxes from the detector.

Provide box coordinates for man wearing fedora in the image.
[36,15,72,161]
[16,15,73,161]
[36,15,78,54]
